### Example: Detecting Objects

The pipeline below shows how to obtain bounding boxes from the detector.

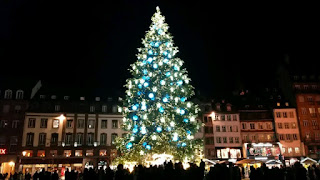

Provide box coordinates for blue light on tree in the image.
[158,29,163,35]
[160,80,165,85]
[126,142,133,149]
[142,76,150,80]
[146,145,151,150]
[154,42,160,47]
[132,105,138,111]
[148,49,153,55]
[174,66,179,71]
[133,115,139,121]
[163,51,168,56]
[141,105,147,111]
[163,58,169,64]
[181,142,186,147]
[180,109,186,115]
[150,41,155,46]
[143,142,147,147]
[167,54,172,58]
[159,106,164,113]
[132,126,138,134]
[143,82,149,87]
[181,97,186,102]
[137,91,142,96]
[143,69,148,75]
[138,84,142,89]
[172,133,179,141]
[162,97,168,103]
[167,127,172,131]
[177,80,183,86]
[153,64,158,69]
[156,126,162,133]
[183,118,189,123]
[147,57,153,63]
[187,130,191,134]
[165,72,171,77]
[148,93,155,100]
[142,60,147,65]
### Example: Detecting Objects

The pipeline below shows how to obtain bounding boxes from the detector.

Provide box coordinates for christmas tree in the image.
[116,6,202,163]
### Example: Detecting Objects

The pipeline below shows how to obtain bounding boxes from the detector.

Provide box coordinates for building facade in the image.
[0,80,40,175]
[201,100,242,160]
[240,109,280,160]
[20,112,124,174]
[273,107,305,160]
[293,79,320,159]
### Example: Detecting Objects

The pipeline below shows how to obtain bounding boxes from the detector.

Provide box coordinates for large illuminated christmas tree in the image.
[116,7,202,163]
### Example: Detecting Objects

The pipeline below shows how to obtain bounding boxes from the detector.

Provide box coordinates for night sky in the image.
[0,1,319,98]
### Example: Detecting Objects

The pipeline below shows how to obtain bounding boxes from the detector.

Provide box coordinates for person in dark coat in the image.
[25,172,31,180]
[52,170,59,180]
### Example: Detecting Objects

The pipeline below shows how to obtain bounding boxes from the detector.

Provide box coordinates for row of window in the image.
[26,132,125,147]
[242,134,274,141]
[53,105,118,113]
[27,118,120,129]
[298,95,320,102]
[278,134,299,141]
[216,137,240,144]
[2,105,22,113]
[39,95,119,102]
[204,114,238,122]
[215,125,239,132]
[282,147,300,154]
[0,120,19,128]
[275,112,295,118]
[303,120,319,128]
[1,90,24,99]
[0,136,18,145]
[300,107,320,116]
[22,149,117,158]
[241,122,272,130]
[277,122,297,129]
[294,84,319,90]
[305,132,320,140]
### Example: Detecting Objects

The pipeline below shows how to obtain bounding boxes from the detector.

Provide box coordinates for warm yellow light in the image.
[58,114,66,121]
[22,151,26,156]
[9,161,15,166]
[210,112,215,120]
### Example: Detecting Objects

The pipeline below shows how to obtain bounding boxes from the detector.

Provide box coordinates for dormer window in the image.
[108,97,113,102]
[80,97,85,101]
[4,90,12,99]
[90,106,95,112]
[51,95,56,99]
[216,104,221,111]
[64,96,69,100]
[227,105,231,111]
[16,90,24,99]
[258,105,263,108]
[95,97,100,101]
[293,76,299,80]
[277,102,280,106]
[40,95,45,99]
[285,102,289,106]
[245,105,249,108]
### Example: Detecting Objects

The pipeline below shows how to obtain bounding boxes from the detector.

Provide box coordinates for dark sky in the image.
[0,1,319,97]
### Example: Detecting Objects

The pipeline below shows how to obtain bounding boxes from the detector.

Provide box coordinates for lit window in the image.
[51,95,56,99]
[112,120,118,129]
[111,133,118,145]
[64,150,72,157]
[52,119,59,128]
[90,106,95,112]
[88,119,95,129]
[295,147,300,154]
[95,97,100,101]
[102,105,107,112]
[75,150,83,156]
[292,123,297,129]
[86,150,93,156]
[50,150,57,157]
[285,102,289,106]
[64,96,69,100]
[80,97,85,100]
[288,147,292,153]
[99,150,107,156]
[54,105,60,111]
[22,150,33,157]
[277,102,280,106]
[37,150,45,157]
[283,112,287,118]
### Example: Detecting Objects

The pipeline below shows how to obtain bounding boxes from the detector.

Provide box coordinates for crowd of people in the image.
[1,160,320,180]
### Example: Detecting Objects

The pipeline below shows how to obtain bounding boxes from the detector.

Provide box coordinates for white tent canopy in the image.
[301,157,317,164]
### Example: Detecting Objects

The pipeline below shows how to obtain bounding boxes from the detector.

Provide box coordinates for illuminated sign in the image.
[0,149,6,155]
